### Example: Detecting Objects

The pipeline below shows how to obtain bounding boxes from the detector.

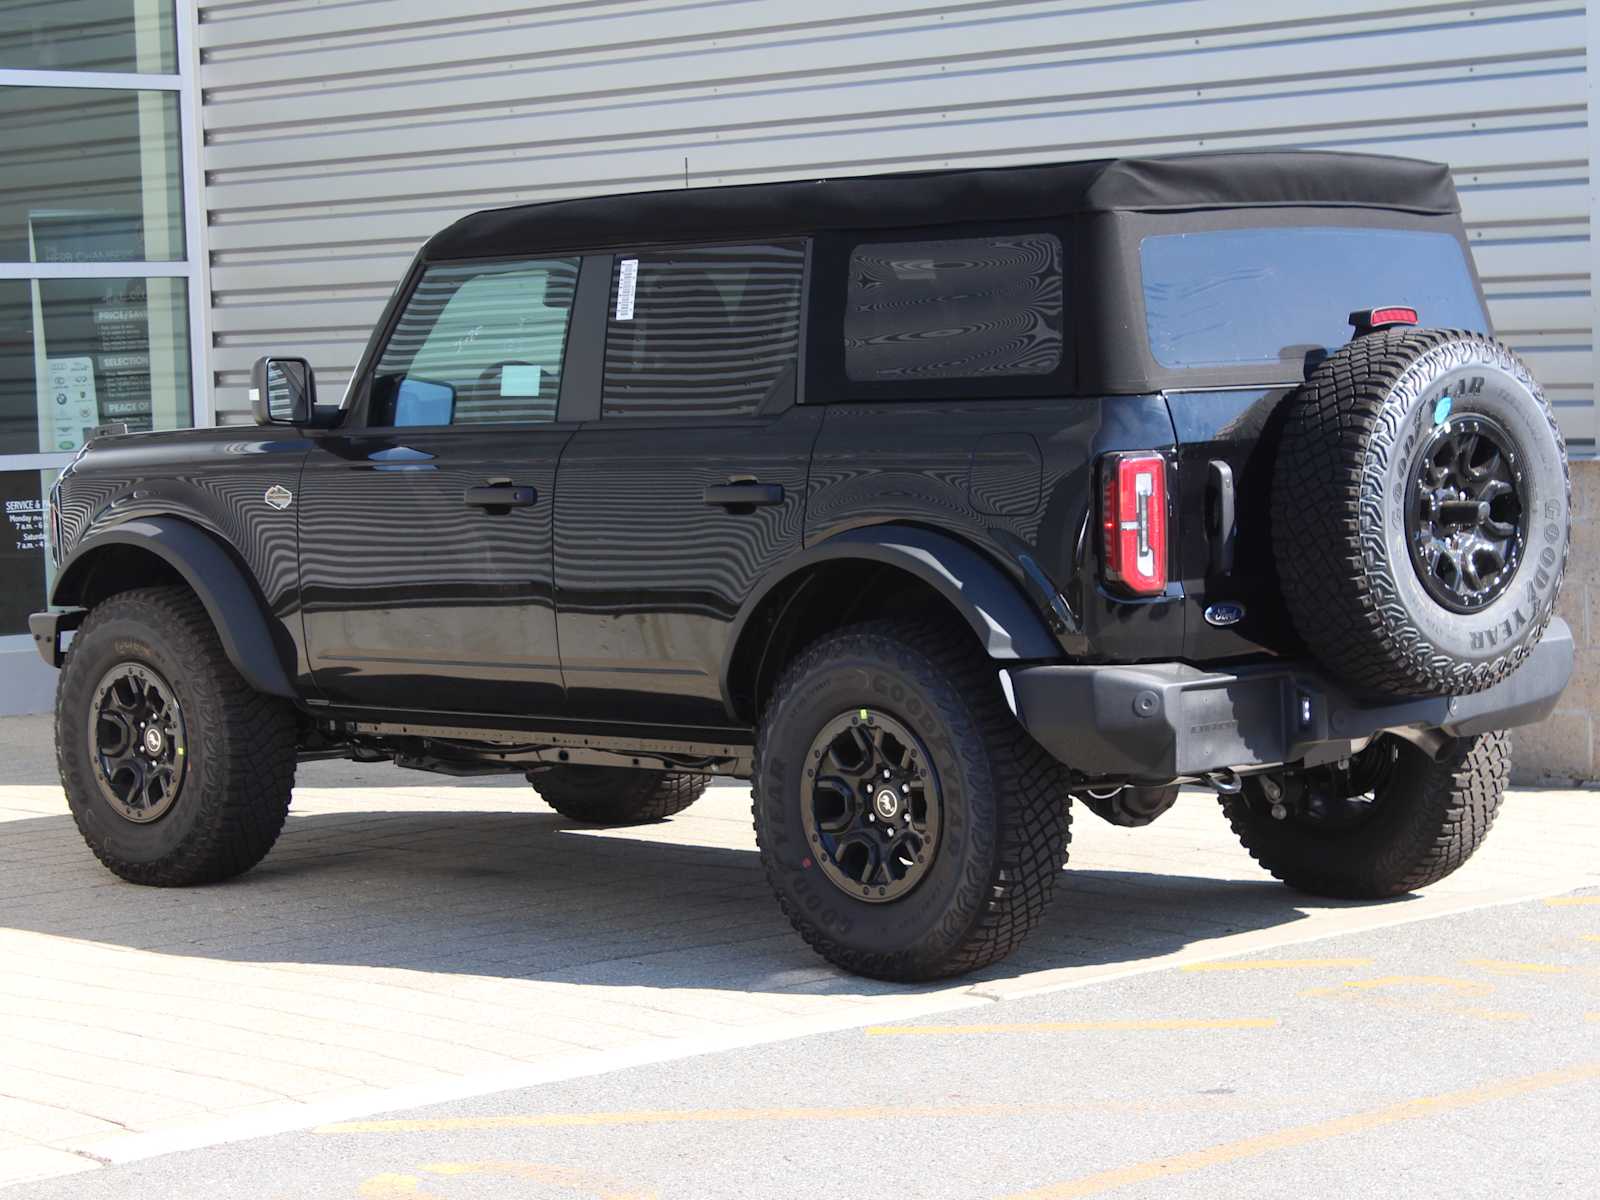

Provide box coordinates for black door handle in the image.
[465,483,537,510]
[704,481,784,509]
[1206,459,1236,575]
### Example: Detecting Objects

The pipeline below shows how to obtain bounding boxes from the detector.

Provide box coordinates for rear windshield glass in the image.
[1140,226,1485,371]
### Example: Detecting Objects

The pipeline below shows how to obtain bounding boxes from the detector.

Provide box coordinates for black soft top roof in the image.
[422,150,1458,262]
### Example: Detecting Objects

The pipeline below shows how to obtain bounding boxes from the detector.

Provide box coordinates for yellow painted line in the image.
[319,1098,1230,1135]
[1335,975,1490,994]
[1000,1061,1600,1200]
[1580,935,1600,943]
[1181,958,1374,972]
[866,1018,1278,1037]
[1545,896,1600,907]
[1466,959,1574,976]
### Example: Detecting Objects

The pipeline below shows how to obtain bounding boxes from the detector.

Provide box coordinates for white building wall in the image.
[194,0,1595,447]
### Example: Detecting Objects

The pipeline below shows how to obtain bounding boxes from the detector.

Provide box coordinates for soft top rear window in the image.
[1140,226,1485,371]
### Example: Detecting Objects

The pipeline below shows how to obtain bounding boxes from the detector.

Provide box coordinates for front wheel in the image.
[56,586,298,886]
[753,620,1071,981]
[1221,732,1509,898]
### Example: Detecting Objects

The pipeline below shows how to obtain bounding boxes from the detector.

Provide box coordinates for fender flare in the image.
[51,517,298,699]
[721,524,1061,715]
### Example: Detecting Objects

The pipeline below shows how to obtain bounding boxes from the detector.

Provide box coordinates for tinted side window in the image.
[844,234,1063,382]
[602,242,806,420]
[370,257,579,427]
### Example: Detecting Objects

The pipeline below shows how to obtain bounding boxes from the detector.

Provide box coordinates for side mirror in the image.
[250,356,316,425]
[392,378,456,427]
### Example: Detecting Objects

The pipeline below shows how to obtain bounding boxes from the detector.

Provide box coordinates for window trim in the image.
[594,237,811,425]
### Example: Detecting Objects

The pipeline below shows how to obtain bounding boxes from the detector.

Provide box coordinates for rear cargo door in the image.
[1139,222,1491,662]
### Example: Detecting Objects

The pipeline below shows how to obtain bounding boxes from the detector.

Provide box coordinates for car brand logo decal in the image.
[264,485,294,511]
[1204,602,1246,627]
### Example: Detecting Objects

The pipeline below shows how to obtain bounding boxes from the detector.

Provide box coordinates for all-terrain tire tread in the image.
[1220,731,1509,898]
[57,585,297,887]
[753,619,1071,981]
[534,768,708,824]
[1272,329,1568,697]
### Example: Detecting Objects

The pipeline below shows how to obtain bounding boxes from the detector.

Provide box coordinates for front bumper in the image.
[1005,618,1574,781]
[29,608,85,668]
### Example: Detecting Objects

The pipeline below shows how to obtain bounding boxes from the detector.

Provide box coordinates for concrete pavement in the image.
[1,713,1597,1191]
[11,890,1600,1199]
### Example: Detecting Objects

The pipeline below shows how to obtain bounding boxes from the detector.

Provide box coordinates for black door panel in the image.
[299,427,571,714]
[554,408,820,725]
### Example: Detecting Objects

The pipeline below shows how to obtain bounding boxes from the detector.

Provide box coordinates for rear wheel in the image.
[531,766,708,825]
[753,620,1071,981]
[1221,732,1509,898]
[56,586,297,886]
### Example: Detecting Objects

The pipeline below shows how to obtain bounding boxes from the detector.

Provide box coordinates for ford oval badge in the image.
[1204,602,1246,627]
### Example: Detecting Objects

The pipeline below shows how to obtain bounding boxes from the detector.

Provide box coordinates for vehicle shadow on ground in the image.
[0,799,1388,998]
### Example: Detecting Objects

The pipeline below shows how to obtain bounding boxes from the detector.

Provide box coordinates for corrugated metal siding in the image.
[195,0,1595,445]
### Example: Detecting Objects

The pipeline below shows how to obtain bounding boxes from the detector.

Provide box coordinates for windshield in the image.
[1140,226,1485,371]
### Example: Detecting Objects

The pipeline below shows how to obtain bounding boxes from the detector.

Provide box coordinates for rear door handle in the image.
[703,481,784,509]
[464,483,537,510]
[1206,459,1236,575]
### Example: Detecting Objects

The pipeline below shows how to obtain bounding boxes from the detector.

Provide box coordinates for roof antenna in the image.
[683,157,689,189]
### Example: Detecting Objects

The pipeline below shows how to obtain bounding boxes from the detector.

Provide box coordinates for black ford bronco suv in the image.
[33,151,1573,981]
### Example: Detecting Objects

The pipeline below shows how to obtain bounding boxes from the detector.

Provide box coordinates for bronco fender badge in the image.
[264,484,294,511]
[1204,602,1246,627]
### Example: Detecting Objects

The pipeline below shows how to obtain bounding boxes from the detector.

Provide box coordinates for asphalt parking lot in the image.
[3,713,1598,1196]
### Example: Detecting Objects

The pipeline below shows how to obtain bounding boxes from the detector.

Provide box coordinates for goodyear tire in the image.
[56,585,297,886]
[532,766,707,824]
[753,620,1071,981]
[1222,732,1508,898]
[1273,329,1568,698]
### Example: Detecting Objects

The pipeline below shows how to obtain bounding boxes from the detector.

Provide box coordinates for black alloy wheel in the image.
[801,708,942,903]
[1406,413,1528,612]
[753,619,1073,981]
[1221,731,1510,899]
[57,585,297,886]
[1271,328,1568,698]
[89,661,188,824]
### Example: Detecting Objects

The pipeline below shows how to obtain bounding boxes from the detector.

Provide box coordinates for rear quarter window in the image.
[1140,226,1485,370]
[844,234,1063,383]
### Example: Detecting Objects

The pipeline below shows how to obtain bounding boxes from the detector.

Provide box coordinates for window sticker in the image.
[500,364,542,397]
[615,258,639,320]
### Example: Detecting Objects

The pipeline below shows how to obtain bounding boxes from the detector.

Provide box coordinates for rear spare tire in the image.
[1273,328,1568,698]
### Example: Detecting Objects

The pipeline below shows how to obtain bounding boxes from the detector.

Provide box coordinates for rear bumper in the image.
[29,609,85,669]
[1005,618,1574,781]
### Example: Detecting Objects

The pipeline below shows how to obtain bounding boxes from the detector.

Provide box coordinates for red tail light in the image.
[1102,452,1168,596]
